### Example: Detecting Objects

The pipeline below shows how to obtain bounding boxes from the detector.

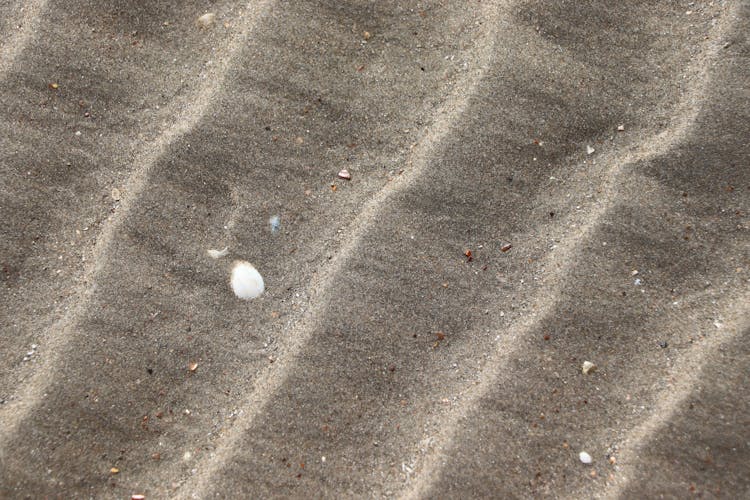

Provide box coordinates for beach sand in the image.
[0,1,748,498]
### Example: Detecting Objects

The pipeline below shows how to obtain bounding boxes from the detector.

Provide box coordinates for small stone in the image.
[617,124,625,131]
[586,145,595,155]
[131,495,146,500]
[337,169,351,180]
[579,451,593,464]
[111,188,121,201]
[500,244,512,252]
[110,467,120,474]
[75,131,82,136]
[631,270,639,276]
[363,31,371,40]
[188,362,198,372]
[196,13,216,28]
[582,361,597,374]
[659,341,668,349]
[48,82,59,90]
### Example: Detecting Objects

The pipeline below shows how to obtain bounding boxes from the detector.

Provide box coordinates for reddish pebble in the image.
[501,244,512,252]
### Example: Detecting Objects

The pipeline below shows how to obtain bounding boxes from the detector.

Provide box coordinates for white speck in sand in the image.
[579,451,592,464]
[586,145,595,155]
[207,247,229,259]
[230,260,264,299]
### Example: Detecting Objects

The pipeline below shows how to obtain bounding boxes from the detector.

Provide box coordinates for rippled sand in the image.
[1,1,748,498]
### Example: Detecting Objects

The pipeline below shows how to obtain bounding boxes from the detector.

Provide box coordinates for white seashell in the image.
[230,260,264,299]
[579,451,592,464]
[337,169,352,180]
[207,247,229,259]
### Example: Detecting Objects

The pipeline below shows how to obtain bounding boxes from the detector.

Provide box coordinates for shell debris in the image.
[207,247,229,259]
[582,361,597,374]
[197,12,216,28]
[269,215,281,234]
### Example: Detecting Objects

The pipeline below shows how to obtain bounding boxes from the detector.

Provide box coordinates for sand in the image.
[0,1,748,498]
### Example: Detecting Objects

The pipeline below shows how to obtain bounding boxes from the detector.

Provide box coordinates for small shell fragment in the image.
[230,260,264,299]
[617,124,625,131]
[586,145,595,155]
[188,362,198,372]
[131,496,146,500]
[582,361,597,374]
[337,169,352,180]
[269,215,281,234]
[111,188,121,201]
[207,247,229,259]
[197,12,216,28]
[579,451,593,464]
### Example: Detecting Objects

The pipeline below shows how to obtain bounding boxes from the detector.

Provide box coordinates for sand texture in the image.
[1,1,748,498]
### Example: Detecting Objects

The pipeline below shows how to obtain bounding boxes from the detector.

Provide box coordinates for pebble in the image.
[586,145,595,155]
[230,260,265,299]
[582,361,597,374]
[337,169,352,180]
[579,451,593,464]
[617,124,625,131]
[111,188,121,201]
[197,12,216,28]
[500,243,512,252]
